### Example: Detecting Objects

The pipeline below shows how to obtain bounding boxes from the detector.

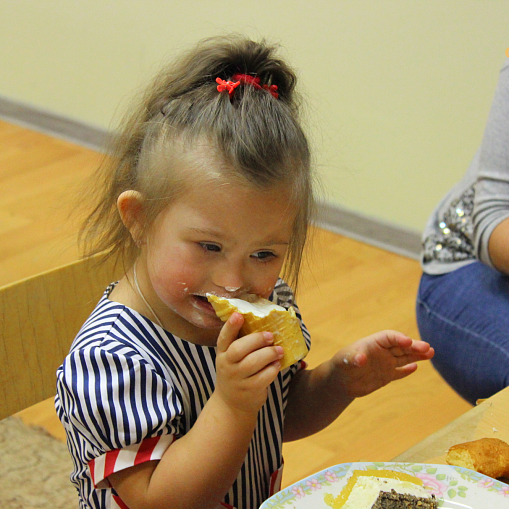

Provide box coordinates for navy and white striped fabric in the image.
[55,279,311,509]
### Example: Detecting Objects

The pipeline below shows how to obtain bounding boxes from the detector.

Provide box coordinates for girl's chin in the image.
[187,318,223,346]
[197,318,224,331]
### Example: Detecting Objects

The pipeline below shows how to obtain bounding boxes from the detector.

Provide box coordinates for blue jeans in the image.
[416,261,509,405]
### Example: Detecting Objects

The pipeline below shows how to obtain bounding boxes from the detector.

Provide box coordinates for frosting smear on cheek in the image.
[177,282,188,293]
[188,308,209,327]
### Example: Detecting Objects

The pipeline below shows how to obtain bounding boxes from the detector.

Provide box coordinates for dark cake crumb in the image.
[371,489,438,509]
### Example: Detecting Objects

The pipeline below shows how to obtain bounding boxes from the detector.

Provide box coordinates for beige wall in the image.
[1,1,508,232]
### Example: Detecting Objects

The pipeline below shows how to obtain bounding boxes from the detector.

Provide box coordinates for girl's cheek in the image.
[176,281,190,295]
[150,263,190,297]
[257,279,280,299]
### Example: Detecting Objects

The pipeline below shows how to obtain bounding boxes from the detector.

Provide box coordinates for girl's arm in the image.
[109,313,283,509]
[283,330,434,442]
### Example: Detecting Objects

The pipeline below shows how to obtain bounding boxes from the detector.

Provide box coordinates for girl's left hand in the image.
[333,330,434,399]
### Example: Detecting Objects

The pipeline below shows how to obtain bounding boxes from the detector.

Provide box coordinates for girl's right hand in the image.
[215,312,283,415]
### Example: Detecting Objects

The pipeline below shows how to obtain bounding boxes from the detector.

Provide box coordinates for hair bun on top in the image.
[148,35,309,186]
[153,35,298,113]
[203,36,296,101]
[145,35,308,180]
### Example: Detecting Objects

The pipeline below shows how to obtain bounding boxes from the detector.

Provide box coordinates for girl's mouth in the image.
[191,294,216,315]
[192,292,259,314]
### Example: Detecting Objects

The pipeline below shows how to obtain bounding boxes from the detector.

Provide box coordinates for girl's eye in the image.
[200,243,221,253]
[252,251,276,261]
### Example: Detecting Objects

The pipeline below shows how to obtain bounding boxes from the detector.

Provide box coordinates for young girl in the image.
[55,35,434,509]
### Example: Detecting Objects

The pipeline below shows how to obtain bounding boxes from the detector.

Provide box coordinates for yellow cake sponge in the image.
[207,294,308,370]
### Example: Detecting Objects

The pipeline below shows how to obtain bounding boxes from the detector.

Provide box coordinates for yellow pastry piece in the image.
[206,294,308,370]
[446,437,509,479]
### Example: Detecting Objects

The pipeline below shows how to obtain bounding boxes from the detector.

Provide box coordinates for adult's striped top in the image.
[55,279,311,509]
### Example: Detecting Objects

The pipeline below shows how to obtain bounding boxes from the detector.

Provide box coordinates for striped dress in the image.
[55,279,310,509]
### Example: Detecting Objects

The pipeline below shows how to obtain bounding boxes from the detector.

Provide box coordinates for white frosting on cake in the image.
[342,476,431,508]
[206,294,286,317]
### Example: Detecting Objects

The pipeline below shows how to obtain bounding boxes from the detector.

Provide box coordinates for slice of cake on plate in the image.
[324,470,437,509]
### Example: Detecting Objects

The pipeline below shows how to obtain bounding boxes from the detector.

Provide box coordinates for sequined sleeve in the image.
[422,59,509,273]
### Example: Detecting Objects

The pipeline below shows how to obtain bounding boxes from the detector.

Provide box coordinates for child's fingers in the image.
[390,342,435,363]
[216,312,244,354]
[339,350,366,367]
[408,341,434,354]
[227,331,276,364]
[217,318,284,373]
[375,331,434,357]
[375,330,413,348]
[252,359,282,387]
[396,348,435,367]
[242,347,283,378]
[227,332,284,378]
[393,362,419,379]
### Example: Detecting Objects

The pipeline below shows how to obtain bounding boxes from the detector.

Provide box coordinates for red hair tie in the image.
[216,73,278,99]
[215,77,240,97]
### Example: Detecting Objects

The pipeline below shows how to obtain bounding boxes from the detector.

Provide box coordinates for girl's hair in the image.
[80,34,315,290]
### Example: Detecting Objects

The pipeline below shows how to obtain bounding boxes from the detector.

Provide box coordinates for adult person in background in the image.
[416,58,509,406]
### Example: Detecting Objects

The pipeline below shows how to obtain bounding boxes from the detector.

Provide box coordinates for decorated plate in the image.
[260,462,509,508]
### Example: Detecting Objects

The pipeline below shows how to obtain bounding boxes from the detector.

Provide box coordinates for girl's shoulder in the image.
[68,282,214,371]
[69,282,160,356]
[272,278,296,308]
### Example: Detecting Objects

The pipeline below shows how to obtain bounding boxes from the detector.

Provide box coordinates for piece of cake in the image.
[324,470,437,509]
[446,437,509,479]
[206,293,308,370]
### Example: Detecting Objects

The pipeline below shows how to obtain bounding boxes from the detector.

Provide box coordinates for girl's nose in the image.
[212,259,246,293]
[224,285,241,293]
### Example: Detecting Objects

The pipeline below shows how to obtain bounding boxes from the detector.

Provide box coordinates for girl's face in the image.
[137,178,297,346]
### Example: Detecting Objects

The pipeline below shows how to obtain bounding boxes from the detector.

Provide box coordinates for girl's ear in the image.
[117,191,146,246]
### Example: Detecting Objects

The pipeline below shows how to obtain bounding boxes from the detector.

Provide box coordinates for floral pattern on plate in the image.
[259,462,509,509]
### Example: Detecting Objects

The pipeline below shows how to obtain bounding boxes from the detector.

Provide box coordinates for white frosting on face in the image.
[342,477,431,509]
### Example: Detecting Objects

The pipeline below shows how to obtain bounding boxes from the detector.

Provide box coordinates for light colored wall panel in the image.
[1,1,508,233]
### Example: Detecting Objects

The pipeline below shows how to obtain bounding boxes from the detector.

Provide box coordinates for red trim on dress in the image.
[112,494,130,509]
[134,435,161,465]
[104,448,121,479]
